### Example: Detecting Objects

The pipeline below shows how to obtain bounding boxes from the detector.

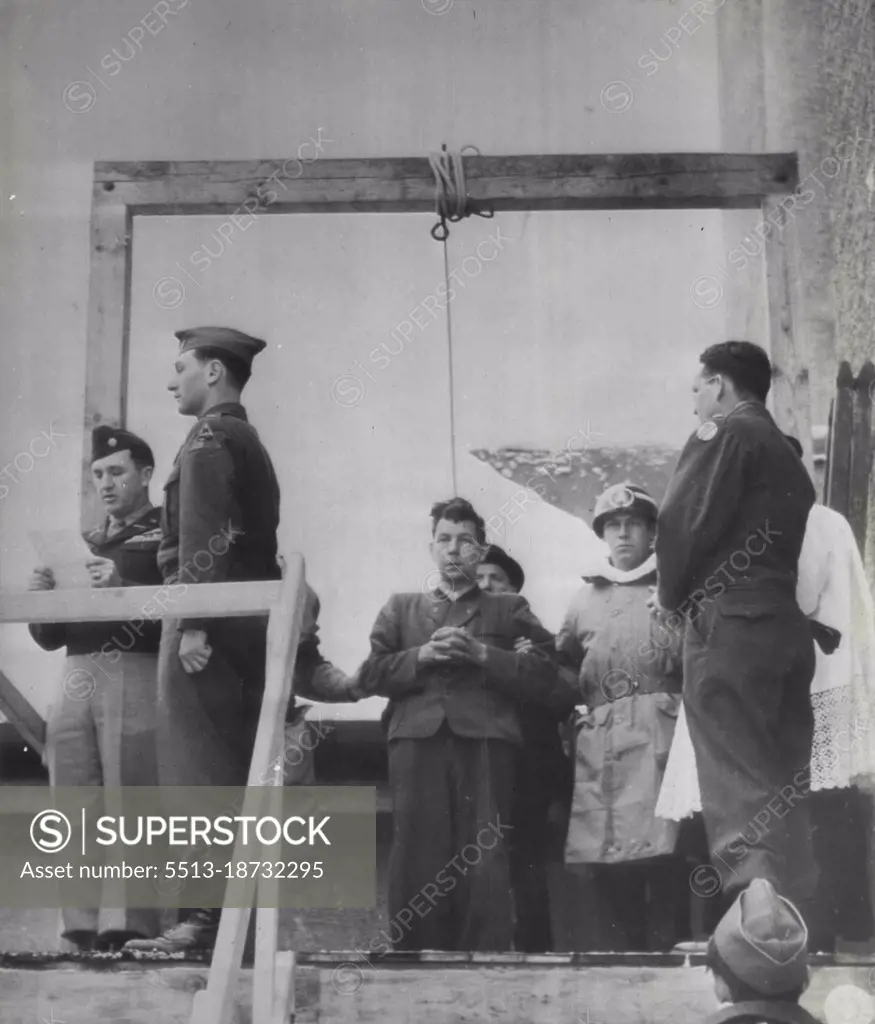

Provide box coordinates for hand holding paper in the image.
[86,556,122,589]
[28,530,95,590]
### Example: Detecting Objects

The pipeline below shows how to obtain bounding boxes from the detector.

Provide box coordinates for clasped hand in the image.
[418,626,487,666]
[179,629,212,675]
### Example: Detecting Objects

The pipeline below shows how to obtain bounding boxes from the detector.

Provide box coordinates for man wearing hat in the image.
[705,877,819,1024]
[476,545,569,952]
[655,342,817,919]
[126,327,281,954]
[28,426,163,951]
[555,482,687,951]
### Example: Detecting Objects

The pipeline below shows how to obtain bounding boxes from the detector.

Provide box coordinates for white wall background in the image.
[0,0,768,720]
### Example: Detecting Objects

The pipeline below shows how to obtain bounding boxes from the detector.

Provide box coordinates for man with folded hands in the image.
[357,497,560,952]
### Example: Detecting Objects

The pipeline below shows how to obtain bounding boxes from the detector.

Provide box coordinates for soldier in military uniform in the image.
[705,878,817,1024]
[126,327,281,954]
[28,426,163,950]
[655,342,817,919]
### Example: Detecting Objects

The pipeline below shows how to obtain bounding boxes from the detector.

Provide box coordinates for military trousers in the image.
[682,589,818,911]
[156,616,267,788]
[46,650,161,939]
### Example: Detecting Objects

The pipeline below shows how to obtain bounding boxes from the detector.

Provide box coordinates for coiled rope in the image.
[428,143,493,242]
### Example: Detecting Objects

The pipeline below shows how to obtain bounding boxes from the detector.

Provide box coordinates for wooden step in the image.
[1,952,874,1024]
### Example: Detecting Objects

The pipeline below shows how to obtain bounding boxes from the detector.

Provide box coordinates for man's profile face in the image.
[430,518,483,583]
[602,512,654,571]
[692,368,722,424]
[476,563,517,595]
[91,451,152,519]
[168,349,210,416]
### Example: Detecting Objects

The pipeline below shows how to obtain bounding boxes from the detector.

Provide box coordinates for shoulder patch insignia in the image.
[189,422,216,451]
[696,421,719,442]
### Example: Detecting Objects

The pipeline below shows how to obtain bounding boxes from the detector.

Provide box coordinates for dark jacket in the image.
[656,402,815,612]
[289,584,354,712]
[707,1000,822,1024]
[157,402,281,632]
[29,506,163,656]
[358,587,559,745]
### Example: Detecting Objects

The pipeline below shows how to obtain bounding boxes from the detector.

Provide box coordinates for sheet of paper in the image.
[28,530,94,590]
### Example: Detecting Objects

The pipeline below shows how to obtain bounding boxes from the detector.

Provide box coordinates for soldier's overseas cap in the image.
[175,327,267,368]
[91,425,155,467]
[592,482,659,538]
[712,878,809,996]
[480,544,525,592]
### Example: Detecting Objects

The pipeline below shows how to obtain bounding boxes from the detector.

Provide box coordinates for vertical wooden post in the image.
[82,188,133,531]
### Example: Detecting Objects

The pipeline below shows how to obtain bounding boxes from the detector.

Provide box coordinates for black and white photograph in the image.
[1,1,875,1022]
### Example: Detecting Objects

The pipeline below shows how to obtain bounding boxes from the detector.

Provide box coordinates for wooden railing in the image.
[0,557,307,1024]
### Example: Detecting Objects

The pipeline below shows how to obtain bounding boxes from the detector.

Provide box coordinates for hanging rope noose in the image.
[428,145,494,494]
[427,145,498,830]
[441,239,460,496]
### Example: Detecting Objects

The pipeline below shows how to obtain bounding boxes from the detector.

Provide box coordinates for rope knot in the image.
[428,144,494,241]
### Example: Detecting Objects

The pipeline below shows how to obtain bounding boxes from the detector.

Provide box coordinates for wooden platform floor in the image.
[1,952,874,1023]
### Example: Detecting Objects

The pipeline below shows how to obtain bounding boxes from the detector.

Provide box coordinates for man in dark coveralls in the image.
[654,342,817,918]
[29,426,163,951]
[357,498,560,952]
[126,326,281,954]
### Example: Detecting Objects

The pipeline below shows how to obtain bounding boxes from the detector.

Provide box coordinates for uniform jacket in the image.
[158,402,281,632]
[29,506,163,656]
[358,587,559,745]
[706,1001,822,1024]
[656,402,815,613]
[556,554,683,863]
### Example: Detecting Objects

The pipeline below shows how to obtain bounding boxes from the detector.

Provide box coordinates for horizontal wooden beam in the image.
[0,580,281,625]
[0,958,870,1024]
[92,153,799,214]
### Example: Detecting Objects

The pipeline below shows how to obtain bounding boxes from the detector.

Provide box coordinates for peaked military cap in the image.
[592,482,659,538]
[91,425,154,467]
[175,327,267,368]
[480,544,525,592]
[713,878,809,997]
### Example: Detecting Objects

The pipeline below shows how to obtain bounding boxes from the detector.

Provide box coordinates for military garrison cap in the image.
[712,878,809,997]
[91,425,155,467]
[175,327,267,368]
[592,482,659,538]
